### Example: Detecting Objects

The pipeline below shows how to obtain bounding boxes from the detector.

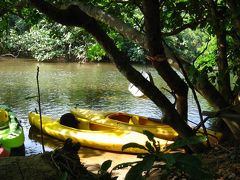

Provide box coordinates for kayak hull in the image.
[70,108,178,140]
[70,108,223,145]
[28,112,173,154]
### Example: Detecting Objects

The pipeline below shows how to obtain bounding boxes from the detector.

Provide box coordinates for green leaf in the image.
[99,160,112,175]
[125,155,155,180]
[166,136,207,150]
[122,143,147,151]
[154,141,161,152]
[175,154,213,180]
[159,154,176,168]
[145,141,155,153]
[142,130,155,142]
[112,161,140,171]
[59,171,68,180]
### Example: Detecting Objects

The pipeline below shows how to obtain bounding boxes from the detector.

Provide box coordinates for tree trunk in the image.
[226,0,240,35]
[226,0,240,95]
[216,31,232,101]
[206,0,232,102]
[142,0,189,121]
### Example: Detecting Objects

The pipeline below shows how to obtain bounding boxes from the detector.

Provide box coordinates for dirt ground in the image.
[79,142,240,180]
[202,142,240,180]
[78,148,139,179]
[1,141,239,179]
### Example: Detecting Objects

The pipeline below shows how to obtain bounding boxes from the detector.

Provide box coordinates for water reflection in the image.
[0,58,213,156]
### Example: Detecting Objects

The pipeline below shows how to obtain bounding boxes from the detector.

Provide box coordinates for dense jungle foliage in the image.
[0,13,147,62]
[1,1,209,64]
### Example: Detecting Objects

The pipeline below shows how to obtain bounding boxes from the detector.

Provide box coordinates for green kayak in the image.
[0,105,24,154]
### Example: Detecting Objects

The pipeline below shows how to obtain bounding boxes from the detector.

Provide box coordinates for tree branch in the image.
[162,19,206,37]
[69,1,147,48]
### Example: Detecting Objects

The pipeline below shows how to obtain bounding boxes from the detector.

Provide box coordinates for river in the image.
[0,58,213,176]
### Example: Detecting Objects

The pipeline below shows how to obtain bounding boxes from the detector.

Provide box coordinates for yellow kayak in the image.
[28,112,173,154]
[70,108,223,145]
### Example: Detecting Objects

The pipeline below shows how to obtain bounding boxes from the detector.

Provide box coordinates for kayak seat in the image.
[130,116,150,125]
[60,113,79,128]
[108,113,131,123]
[129,116,139,125]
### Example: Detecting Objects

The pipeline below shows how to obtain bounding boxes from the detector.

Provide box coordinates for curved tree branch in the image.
[162,18,206,37]
[69,1,147,48]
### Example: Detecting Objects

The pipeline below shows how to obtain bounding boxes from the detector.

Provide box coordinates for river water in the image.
[0,58,212,174]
